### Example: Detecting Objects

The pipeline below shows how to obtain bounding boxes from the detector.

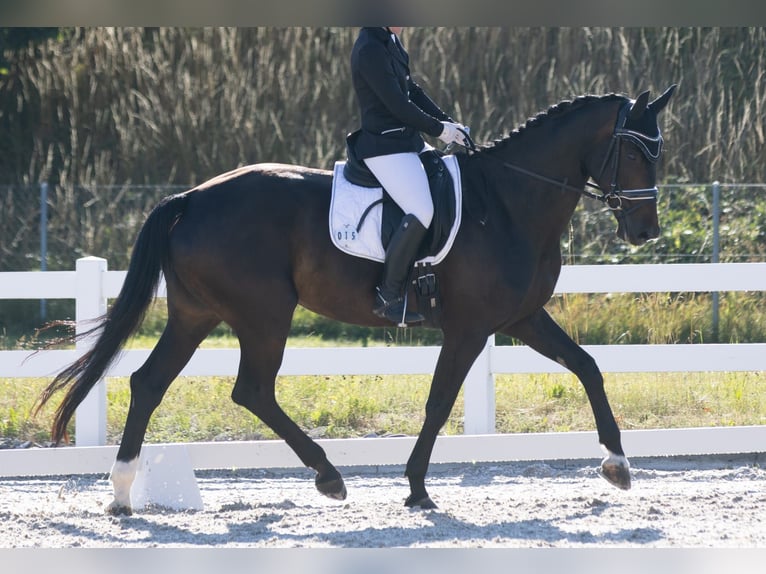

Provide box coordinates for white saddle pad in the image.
[329,154,462,265]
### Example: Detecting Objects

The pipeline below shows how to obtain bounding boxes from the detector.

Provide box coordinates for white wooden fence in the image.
[1,257,765,477]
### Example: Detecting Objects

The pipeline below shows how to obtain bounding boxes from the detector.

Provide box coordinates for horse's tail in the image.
[36,192,191,443]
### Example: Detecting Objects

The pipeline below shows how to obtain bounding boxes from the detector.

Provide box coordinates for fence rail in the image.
[2,257,765,448]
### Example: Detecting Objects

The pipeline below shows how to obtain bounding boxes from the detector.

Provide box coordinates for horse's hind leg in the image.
[231,314,346,501]
[107,311,219,515]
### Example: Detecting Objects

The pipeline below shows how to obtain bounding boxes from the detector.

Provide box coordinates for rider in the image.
[349,26,469,325]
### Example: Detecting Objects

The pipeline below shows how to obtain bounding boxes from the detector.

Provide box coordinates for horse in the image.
[36,85,677,515]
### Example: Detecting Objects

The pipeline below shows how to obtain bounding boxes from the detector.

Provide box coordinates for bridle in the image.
[592,102,663,214]
[458,101,664,214]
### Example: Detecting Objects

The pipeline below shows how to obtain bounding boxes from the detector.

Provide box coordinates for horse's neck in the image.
[476,104,615,244]
[477,149,585,246]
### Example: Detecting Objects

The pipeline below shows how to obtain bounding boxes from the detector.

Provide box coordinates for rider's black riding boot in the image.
[373,213,428,325]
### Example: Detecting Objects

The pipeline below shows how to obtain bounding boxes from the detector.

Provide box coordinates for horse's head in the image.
[589,84,676,245]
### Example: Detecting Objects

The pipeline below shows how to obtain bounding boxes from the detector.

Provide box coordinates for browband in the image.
[614,103,664,162]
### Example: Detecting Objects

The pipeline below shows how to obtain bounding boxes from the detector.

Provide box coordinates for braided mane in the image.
[480,93,627,152]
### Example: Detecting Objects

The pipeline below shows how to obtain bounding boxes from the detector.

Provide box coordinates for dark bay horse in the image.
[37,86,676,514]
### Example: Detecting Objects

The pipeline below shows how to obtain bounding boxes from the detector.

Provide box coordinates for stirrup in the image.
[373,289,424,326]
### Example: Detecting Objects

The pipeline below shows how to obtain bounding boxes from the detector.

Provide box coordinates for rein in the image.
[458,102,661,213]
[494,160,609,203]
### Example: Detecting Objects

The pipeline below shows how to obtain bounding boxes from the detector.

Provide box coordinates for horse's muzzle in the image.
[620,222,660,245]
[635,224,661,245]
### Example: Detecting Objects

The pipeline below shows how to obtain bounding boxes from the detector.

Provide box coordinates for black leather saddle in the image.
[343,130,457,259]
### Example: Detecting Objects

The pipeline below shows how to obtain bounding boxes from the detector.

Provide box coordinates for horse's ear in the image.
[648,84,677,114]
[628,90,650,120]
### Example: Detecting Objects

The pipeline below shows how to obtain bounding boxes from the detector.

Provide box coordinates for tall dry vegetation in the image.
[0,27,764,272]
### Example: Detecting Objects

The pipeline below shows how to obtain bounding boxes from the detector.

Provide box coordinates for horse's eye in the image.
[626,152,638,161]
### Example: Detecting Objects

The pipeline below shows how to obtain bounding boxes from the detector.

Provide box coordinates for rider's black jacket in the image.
[349,27,454,160]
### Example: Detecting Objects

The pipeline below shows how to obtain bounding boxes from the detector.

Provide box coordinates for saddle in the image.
[343,130,457,259]
[329,131,464,325]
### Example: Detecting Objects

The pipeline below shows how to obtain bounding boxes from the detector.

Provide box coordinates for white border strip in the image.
[2,426,763,478]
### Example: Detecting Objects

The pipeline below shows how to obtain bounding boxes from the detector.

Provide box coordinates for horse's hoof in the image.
[404,494,437,509]
[599,453,631,490]
[316,475,347,500]
[106,501,133,516]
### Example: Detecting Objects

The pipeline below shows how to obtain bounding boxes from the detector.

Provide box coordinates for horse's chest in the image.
[523,257,561,309]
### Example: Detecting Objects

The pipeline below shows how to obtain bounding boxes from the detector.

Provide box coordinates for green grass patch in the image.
[495,371,765,434]
[3,370,763,446]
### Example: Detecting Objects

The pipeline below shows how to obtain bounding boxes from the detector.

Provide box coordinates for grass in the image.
[495,371,765,433]
[3,361,763,446]
[547,291,766,345]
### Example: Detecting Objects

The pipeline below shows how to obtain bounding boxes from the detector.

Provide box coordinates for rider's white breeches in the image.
[364,151,434,229]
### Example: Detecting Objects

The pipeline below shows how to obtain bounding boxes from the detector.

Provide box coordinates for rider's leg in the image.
[363,152,433,324]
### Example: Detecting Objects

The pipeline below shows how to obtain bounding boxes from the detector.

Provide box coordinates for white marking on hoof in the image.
[599,446,632,490]
[601,447,630,470]
[109,458,139,513]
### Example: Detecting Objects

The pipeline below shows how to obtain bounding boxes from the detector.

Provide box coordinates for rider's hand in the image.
[438,121,470,146]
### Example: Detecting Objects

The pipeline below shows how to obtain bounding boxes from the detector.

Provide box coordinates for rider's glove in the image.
[438,121,470,146]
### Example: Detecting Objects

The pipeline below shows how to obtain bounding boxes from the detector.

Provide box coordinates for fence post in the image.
[463,335,496,434]
[711,181,720,342]
[74,256,108,446]
[39,182,48,322]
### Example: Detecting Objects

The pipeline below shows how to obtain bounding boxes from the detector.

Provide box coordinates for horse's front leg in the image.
[503,308,631,490]
[405,331,491,508]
